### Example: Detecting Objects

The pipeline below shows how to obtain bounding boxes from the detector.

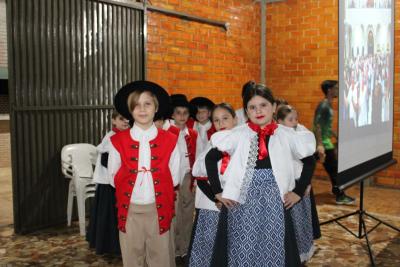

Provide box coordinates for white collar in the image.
[170,119,190,135]
[197,120,211,130]
[181,126,190,136]
[162,120,171,130]
[131,123,157,141]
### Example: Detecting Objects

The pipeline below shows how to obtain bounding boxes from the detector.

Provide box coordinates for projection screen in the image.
[338,0,395,187]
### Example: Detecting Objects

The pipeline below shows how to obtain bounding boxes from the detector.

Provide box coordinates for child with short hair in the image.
[189,97,216,157]
[169,94,198,261]
[108,81,182,267]
[86,110,129,255]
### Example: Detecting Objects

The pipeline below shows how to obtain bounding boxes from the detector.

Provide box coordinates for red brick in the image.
[147,0,399,187]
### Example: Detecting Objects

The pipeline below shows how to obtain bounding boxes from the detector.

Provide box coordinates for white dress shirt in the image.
[177,127,191,179]
[194,120,212,158]
[108,123,182,205]
[93,130,115,184]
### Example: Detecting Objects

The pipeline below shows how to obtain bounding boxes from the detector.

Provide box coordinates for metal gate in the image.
[7,0,144,233]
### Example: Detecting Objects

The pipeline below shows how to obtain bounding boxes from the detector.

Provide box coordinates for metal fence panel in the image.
[7,0,144,233]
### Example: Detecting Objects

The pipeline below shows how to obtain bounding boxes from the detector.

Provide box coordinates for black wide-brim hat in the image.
[190,97,215,109]
[189,97,215,118]
[170,94,192,109]
[114,80,170,122]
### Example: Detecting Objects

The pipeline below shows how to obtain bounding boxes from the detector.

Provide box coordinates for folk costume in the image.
[108,81,182,267]
[86,127,122,255]
[286,124,318,263]
[187,141,230,267]
[189,97,216,157]
[210,122,316,267]
[170,94,198,258]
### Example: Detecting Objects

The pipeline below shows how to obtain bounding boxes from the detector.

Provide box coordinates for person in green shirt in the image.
[313,80,355,205]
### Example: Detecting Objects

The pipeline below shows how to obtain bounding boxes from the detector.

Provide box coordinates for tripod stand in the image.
[320,179,400,266]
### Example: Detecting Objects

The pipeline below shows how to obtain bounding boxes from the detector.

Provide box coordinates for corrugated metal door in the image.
[7,0,144,233]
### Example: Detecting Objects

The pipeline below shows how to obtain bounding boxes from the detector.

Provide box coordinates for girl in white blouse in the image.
[87,110,129,255]
[209,82,316,267]
[188,103,237,267]
[276,104,318,263]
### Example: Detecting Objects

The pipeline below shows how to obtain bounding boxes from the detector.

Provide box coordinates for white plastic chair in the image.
[61,143,97,236]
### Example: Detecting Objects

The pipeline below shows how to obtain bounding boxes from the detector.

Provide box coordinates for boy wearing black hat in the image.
[108,81,183,267]
[189,97,216,157]
[169,94,198,261]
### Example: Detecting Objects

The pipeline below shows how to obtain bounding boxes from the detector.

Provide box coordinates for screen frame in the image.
[337,0,396,188]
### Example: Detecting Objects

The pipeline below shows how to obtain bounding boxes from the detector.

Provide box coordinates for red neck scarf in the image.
[247,121,278,160]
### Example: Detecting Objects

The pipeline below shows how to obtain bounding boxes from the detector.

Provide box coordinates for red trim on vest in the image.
[185,128,197,191]
[167,125,197,169]
[206,125,216,140]
[110,128,178,234]
[167,125,197,190]
[186,118,195,129]
[184,128,197,169]
[167,125,180,136]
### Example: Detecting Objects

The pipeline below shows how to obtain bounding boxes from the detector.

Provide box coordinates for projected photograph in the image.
[338,0,394,175]
[347,0,391,8]
[343,0,392,128]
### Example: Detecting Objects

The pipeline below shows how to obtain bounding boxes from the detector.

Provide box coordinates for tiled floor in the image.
[0,168,399,266]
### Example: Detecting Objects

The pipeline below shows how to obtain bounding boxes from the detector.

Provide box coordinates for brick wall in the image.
[0,0,398,185]
[147,0,261,108]
[146,0,399,187]
[264,0,400,188]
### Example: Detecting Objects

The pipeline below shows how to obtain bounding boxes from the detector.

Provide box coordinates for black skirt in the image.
[285,208,302,267]
[210,205,228,267]
[309,188,321,239]
[86,184,121,255]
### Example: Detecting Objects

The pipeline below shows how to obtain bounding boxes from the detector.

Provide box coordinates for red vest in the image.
[111,128,178,234]
[167,126,197,169]
[168,125,197,190]
[186,118,195,129]
[167,125,180,136]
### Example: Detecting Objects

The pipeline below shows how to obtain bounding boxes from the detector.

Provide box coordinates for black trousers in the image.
[322,149,344,196]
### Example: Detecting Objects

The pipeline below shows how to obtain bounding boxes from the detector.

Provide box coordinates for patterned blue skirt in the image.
[189,209,220,267]
[228,169,285,267]
[290,195,315,262]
